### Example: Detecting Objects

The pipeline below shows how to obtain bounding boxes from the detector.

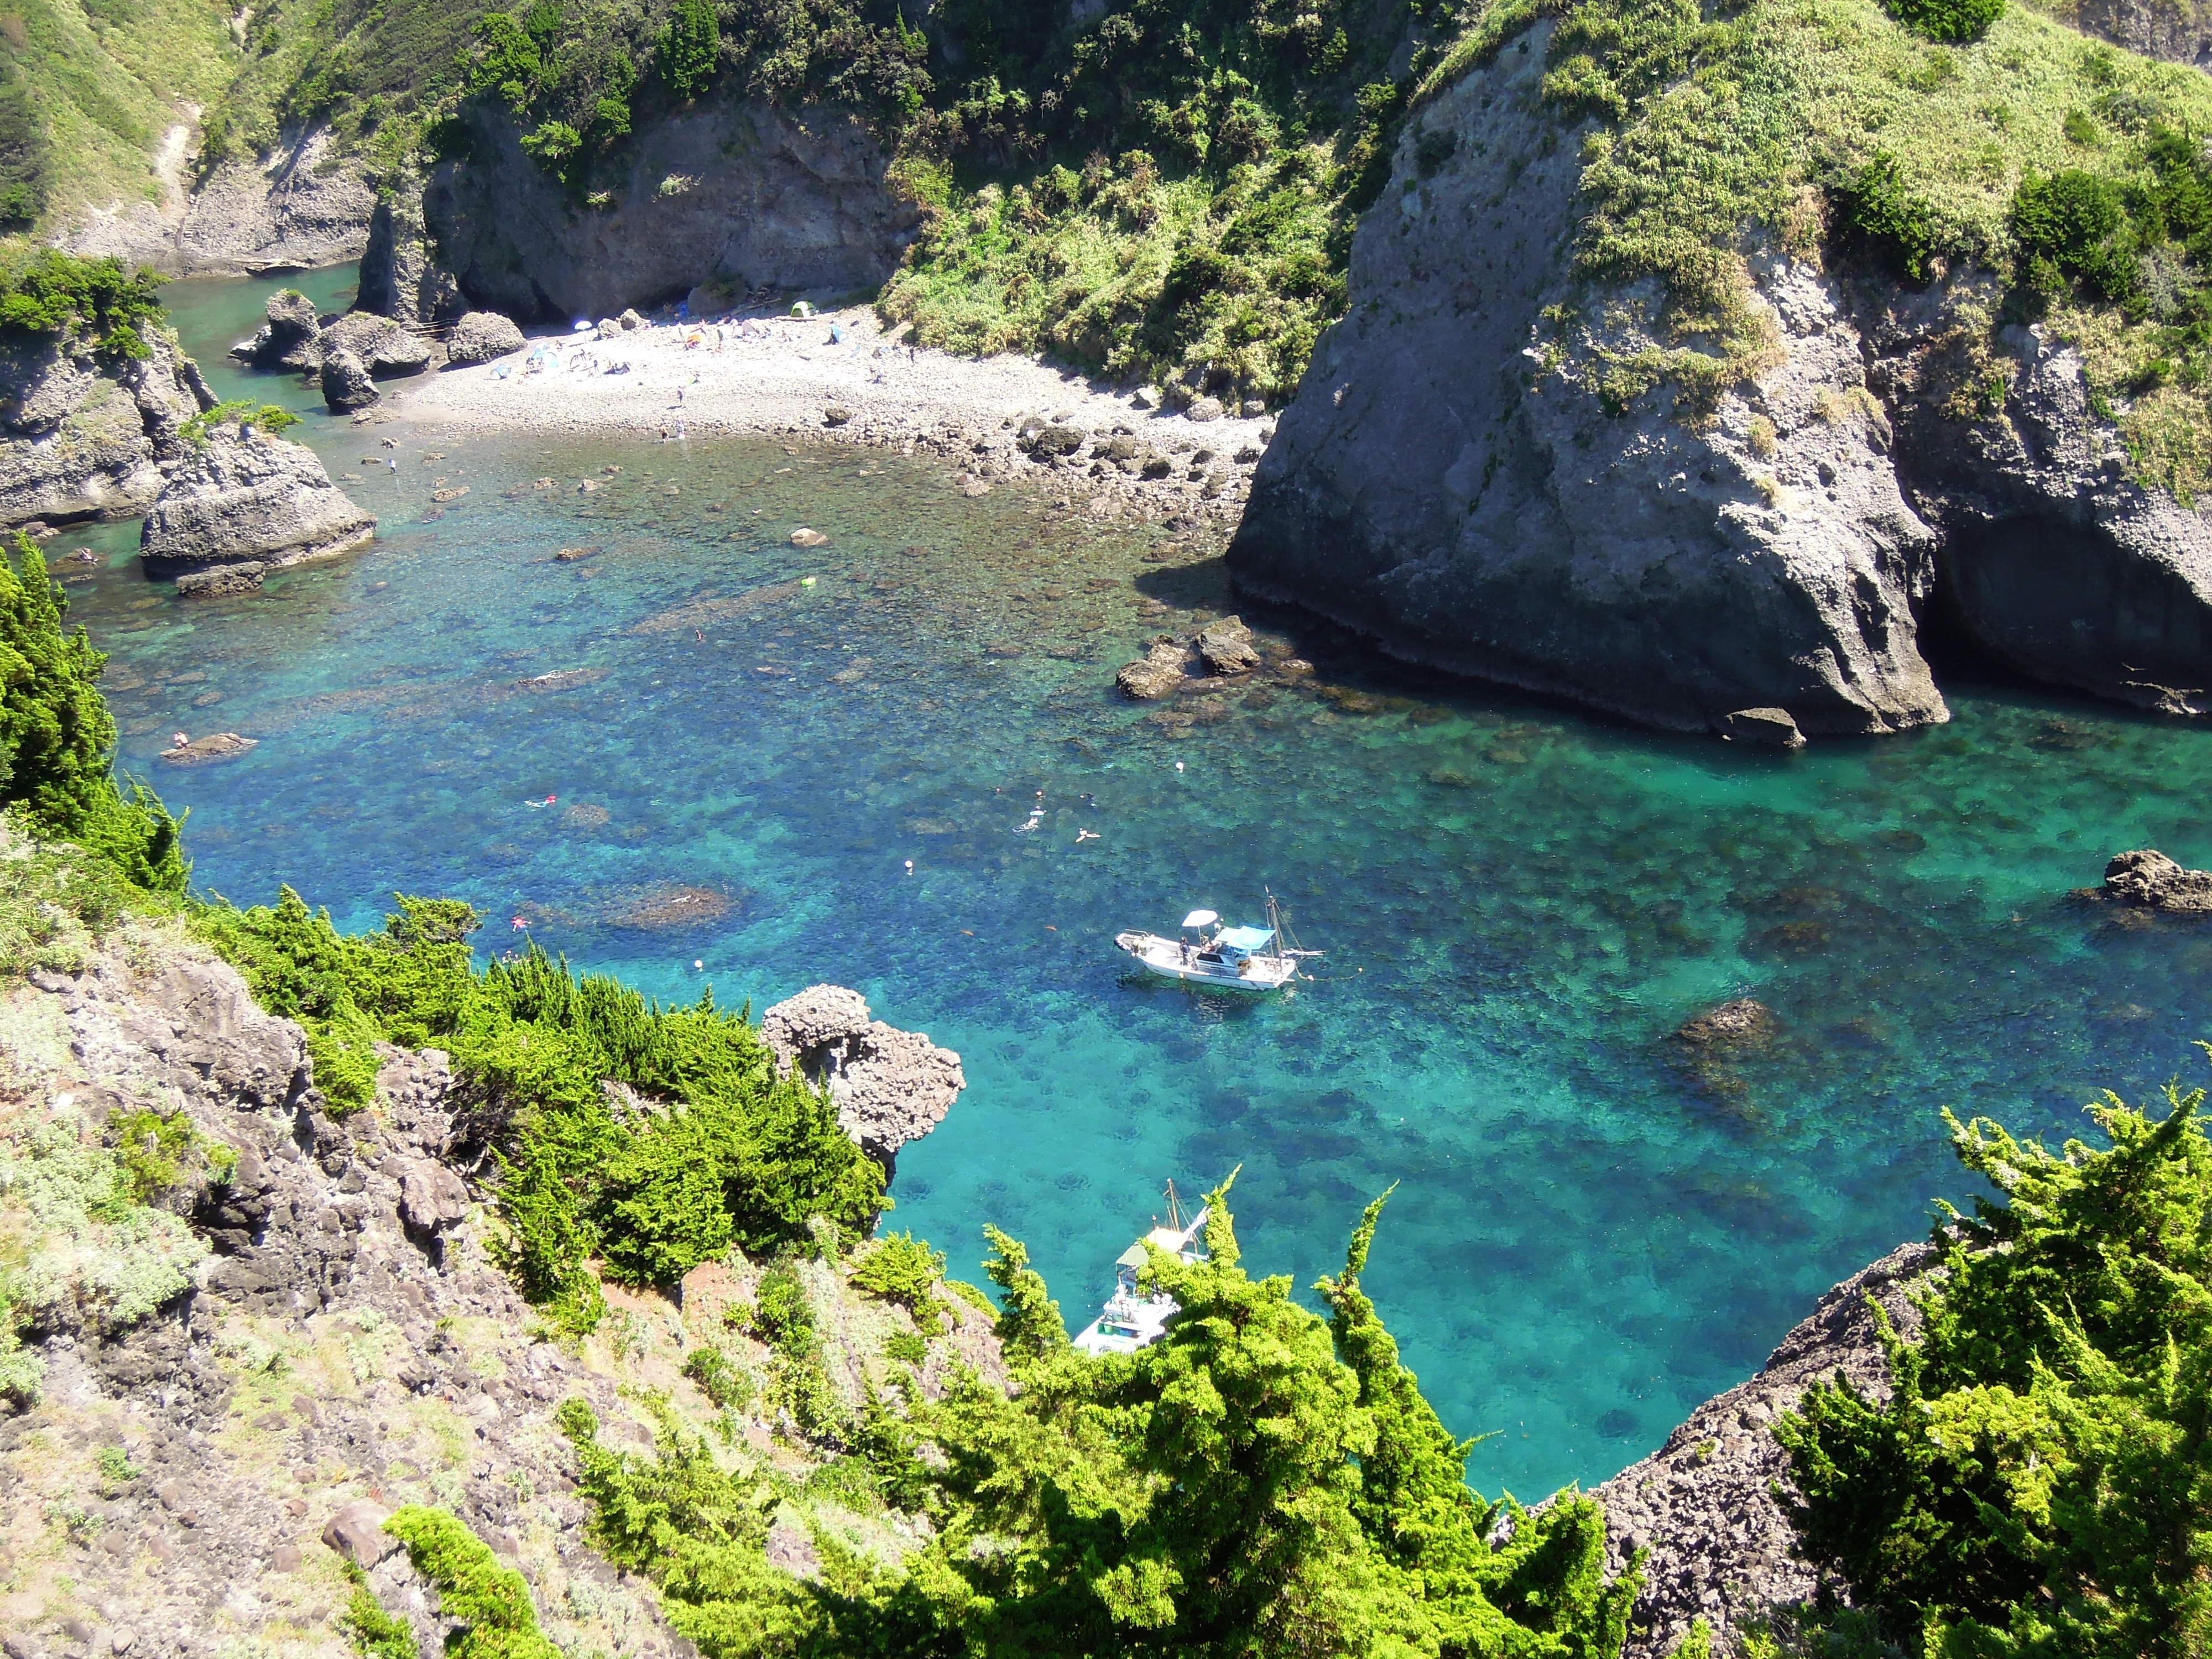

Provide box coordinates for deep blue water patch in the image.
[46,269,2212,1499]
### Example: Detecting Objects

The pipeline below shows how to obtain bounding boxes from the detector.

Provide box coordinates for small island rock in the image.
[1198,615,1261,675]
[158,732,257,765]
[444,310,525,367]
[761,984,966,1167]
[1117,638,1193,699]
[175,562,265,598]
[319,311,432,379]
[1720,707,1806,748]
[140,431,375,576]
[320,347,378,412]
[1672,998,1778,1047]
[2103,848,2212,911]
[229,289,324,371]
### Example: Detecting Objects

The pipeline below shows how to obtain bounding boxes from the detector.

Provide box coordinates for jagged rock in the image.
[139,430,375,575]
[1592,1242,1941,1658]
[1117,639,1193,699]
[1198,615,1261,675]
[155,732,257,765]
[320,346,378,412]
[823,405,853,427]
[1720,707,1806,748]
[2102,848,2212,911]
[321,1501,398,1568]
[357,166,465,325]
[618,307,646,331]
[760,984,965,1166]
[443,311,525,368]
[397,1160,471,1234]
[175,562,265,599]
[318,311,432,379]
[1672,998,1778,1047]
[0,328,213,526]
[228,289,324,371]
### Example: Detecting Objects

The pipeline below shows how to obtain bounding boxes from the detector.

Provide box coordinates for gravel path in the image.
[387,302,1277,525]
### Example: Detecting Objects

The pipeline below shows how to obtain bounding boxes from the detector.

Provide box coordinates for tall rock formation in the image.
[0,328,215,527]
[139,429,375,576]
[1228,23,2212,736]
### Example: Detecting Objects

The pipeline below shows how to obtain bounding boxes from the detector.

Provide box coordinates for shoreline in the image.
[383,302,1277,530]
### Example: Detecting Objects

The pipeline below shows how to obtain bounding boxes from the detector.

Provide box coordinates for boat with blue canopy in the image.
[1114,890,1318,991]
[1072,1182,1210,1355]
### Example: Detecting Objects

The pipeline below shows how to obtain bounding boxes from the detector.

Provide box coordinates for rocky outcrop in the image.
[1593,1241,1941,1658]
[2100,847,2212,910]
[62,125,374,277]
[0,327,215,526]
[1118,638,1195,698]
[320,311,434,379]
[139,431,375,575]
[2050,0,2212,64]
[1229,22,2212,738]
[1671,998,1778,1047]
[231,295,432,382]
[419,101,921,321]
[444,311,526,368]
[227,289,324,372]
[357,165,465,325]
[175,563,266,599]
[761,984,966,1167]
[321,347,378,413]
[156,732,258,764]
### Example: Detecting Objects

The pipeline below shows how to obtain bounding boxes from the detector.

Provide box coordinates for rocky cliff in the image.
[0,330,215,529]
[138,429,377,578]
[1227,22,2212,738]
[388,102,916,324]
[0,915,982,1658]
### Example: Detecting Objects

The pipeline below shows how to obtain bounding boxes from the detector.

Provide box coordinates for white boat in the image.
[1072,1184,1209,1356]
[1115,890,1318,992]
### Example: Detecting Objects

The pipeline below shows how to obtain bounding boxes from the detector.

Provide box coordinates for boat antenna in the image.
[1164,1179,1185,1232]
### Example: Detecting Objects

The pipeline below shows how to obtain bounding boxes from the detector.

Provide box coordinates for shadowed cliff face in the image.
[417,102,919,323]
[1228,23,2212,738]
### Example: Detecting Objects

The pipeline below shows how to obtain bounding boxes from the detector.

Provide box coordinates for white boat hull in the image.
[1115,931,1300,990]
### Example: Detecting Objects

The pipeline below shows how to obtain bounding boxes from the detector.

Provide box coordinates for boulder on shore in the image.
[444,310,525,367]
[140,431,375,575]
[321,347,378,412]
[2102,848,2212,911]
[761,984,965,1167]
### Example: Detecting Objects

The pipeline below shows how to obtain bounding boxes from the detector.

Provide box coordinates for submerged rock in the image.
[158,732,258,765]
[443,310,525,367]
[139,431,376,575]
[2102,848,2212,911]
[175,562,266,599]
[761,984,966,1167]
[1672,998,1778,1047]
[1198,615,1261,675]
[1720,707,1806,748]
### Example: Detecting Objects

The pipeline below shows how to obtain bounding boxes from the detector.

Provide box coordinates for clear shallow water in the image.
[48,270,2212,1497]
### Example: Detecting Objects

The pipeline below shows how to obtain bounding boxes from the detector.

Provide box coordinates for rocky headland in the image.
[0,329,215,529]
[138,428,376,580]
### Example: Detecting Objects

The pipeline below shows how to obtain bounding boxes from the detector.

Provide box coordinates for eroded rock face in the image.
[760,984,966,1166]
[321,346,378,413]
[2103,847,2212,910]
[445,310,526,367]
[1593,1241,1941,1657]
[357,165,466,326]
[228,288,324,372]
[320,311,433,379]
[421,101,921,321]
[1231,22,2212,738]
[0,328,213,526]
[140,431,375,575]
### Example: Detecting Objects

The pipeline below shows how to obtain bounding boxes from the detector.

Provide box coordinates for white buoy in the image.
[1175,761,1185,772]
[693,959,704,970]
[904,859,914,873]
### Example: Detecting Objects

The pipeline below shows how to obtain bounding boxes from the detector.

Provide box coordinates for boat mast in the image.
[1163,1179,1185,1232]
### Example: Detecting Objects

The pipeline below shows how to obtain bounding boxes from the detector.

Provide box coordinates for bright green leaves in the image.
[1777,1077,2212,1657]
[661,0,720,101]
[2011,169,2136,305]
[0,248,164,361]
[380,1506,562,1659]
[983,1222,1070,1364]
[1835,153,1938,284]
[1884,0,2004,44]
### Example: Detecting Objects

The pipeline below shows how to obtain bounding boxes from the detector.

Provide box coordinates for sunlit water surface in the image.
[48,269,2212,1496]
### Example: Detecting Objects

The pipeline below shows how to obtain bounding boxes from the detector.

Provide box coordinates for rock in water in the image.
[1672,998,1778,1046]
[761,984,966,1167]
[356,163,465,325]
[1117,639,1193,699]
[2103,848,2212,911]
[443,310,525,367]
[158,732,257,765]
[175,562,265,598]
[0,327,212,525]
[1198,615,1261,675]
[321,346,378,412]
[318,311,432,378]
[140,431,375,575]
[1720,707,1806,748]
[228,289,324,371]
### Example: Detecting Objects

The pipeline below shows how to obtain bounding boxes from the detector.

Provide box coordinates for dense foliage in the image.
[558,1181,1640,1658]
[0,247,165,361]
[1776,1083,2212,1657]
[0,534,186,894]
[195,889,882,1329]
[383,1505,563,1659]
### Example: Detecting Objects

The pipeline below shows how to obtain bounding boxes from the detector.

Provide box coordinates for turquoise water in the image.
[50,270,2212,1497]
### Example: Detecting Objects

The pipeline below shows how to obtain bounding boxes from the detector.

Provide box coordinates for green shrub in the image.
[848,1229,945,1331]
[0,248,163,361]
[1834,154,1939,283]
[339,1559,417,1659]
[1884,0,2004,43]
[2011,169,2137,302]
[681,1344,753,1410]
[382,1506,560,1659]
[1777,1072,2212,1656]
[659,0,719,100]
[178,401,302,446]
[110,1107,197,1203]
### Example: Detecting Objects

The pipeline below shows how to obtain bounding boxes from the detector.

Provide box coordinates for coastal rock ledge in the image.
[1592,1241,1940,1657]
[139,430,375,577]
[761,984,966,1167]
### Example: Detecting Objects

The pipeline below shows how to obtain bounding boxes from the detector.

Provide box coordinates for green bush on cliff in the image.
[0,247,164,361]
[1775,1072,2212,1657]
[382,1505,562,1659]
[0,533,187,896]
[557,1178,1641,1659]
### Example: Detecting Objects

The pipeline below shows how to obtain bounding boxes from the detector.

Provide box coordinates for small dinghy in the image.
[1115,891,1318,992]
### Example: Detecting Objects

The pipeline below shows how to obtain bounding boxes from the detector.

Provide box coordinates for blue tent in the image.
[1215,926,1275,951]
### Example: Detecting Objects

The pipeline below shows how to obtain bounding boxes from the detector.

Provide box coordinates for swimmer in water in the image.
[1075,829,1099,843]
[512,916,530,930]
[904,859,914,874]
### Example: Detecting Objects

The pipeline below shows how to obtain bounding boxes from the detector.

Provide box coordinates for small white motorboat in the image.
[1115,890,1318,992]
[1073,1183,1209,1356]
